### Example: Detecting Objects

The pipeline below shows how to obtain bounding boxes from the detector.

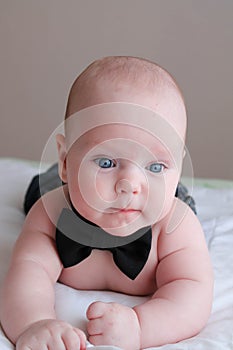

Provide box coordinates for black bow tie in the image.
[56,207,152,280]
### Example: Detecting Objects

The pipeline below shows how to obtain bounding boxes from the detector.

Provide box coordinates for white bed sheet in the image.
[0,158,232,350]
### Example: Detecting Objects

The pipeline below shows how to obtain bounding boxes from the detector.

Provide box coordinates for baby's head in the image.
[64,56,187,140]
[57,56,187,235]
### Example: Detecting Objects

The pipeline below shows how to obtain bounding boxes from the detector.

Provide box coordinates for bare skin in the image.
[0,58,214,350]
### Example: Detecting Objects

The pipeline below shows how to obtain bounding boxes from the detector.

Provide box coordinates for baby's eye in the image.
[146,163,165,173]
[94,158,116,168]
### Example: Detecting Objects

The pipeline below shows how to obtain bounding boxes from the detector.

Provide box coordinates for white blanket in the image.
[0,158,232,349]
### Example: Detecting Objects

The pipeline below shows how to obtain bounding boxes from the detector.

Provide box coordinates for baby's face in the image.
[60,81,186,235]
[65,122,182,236]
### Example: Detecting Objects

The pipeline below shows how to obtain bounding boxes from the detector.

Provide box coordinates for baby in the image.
[0,56,213,350]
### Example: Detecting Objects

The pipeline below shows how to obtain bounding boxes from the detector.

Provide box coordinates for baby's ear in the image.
[56,134,67,183]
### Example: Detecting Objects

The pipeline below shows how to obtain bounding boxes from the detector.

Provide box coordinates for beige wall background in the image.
[0,0,232,180]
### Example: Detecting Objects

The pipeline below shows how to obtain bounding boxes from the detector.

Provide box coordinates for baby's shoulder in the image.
[155,198,205,259]
[23,185,68,237]
[157,198,199,233]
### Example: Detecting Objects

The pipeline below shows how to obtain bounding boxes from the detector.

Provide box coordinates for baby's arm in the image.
[133,200,214,348]
[86,200,213,350]
[0,196,86,349]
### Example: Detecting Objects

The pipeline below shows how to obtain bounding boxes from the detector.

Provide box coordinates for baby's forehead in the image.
[65,103,184,162]
[75,123,166,150]
[80,126,174,164]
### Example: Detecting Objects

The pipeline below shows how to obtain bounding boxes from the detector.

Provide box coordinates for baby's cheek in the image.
[78,160,117,206]
[154,175,179,219]
[95,176,117,203]
[146,178,166,219]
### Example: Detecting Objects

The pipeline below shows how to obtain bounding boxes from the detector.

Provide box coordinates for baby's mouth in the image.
[119,208,139,213]
[107,207,141,215]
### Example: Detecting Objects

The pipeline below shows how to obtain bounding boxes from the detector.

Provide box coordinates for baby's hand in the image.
[86,302,141,350]
[16,319,86,350]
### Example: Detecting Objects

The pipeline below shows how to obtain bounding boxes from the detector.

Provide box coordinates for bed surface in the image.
[0,158,232,349]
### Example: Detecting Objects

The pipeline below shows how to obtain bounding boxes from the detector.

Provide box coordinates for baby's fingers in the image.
[86,301,107,320]
[16,320,87,350]
[61,327,86,350]
[86,302,107,346]
[73,328,87,350]
[86,317,103,337]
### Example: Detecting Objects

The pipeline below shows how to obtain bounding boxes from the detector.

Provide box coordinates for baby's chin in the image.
[99,214,151,237]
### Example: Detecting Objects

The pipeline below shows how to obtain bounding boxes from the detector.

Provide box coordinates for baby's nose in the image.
[115,178,141,195]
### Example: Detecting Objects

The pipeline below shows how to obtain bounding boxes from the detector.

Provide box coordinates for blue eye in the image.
[147,163,165,173]
[95,158,116,168]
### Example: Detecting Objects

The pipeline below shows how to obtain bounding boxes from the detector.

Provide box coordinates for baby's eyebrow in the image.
[148,141,173,159]
[89,139,173,163]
